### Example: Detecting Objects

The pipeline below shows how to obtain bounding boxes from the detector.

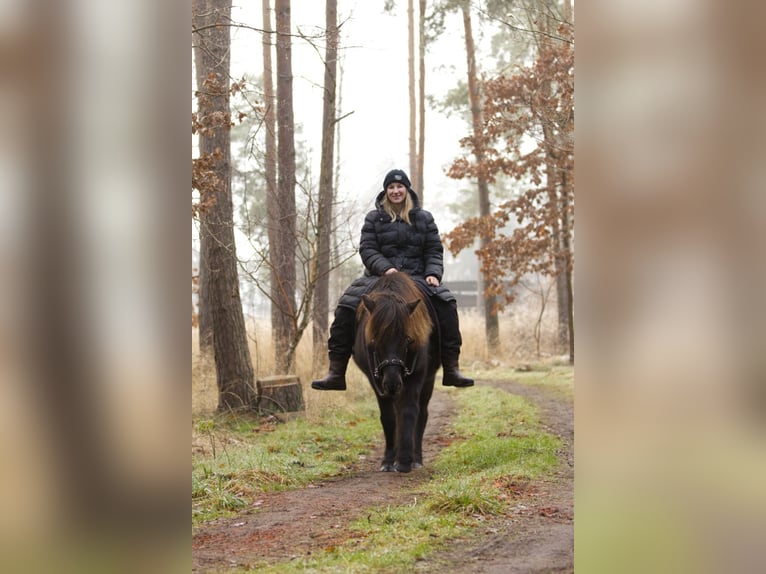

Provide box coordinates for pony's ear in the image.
[407,299,421,315]
[362,294,376,312]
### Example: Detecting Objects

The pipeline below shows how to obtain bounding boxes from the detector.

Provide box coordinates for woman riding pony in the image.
[312,168,473,391]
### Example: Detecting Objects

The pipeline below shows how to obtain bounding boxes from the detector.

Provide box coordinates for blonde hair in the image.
[381,192,414,224]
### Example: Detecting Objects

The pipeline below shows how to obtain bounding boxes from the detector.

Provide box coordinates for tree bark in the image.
[461,3,499,351]
[312,0,339,374]
[193,0,213,356]
[563,0,573,23]
[274,0,297,373]
[408,0,417,184]
[262,0,281,363]
[561,175,574,363]
[193,0,255,410]
[535,2,574,359]
[417,0,426,200]
[256,376,305,414]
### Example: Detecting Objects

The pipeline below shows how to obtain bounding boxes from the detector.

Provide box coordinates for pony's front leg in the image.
[412,404,428,469]
[377,397,396,472]
[394,401,419,473]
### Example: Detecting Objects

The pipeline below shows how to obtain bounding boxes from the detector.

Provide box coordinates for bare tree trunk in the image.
[312,0,339,374]
[331,56,345,304]
[461,3,499,351]
[408,0,417,184]
[274,0,297,373]
[534,2,573,358]
[561,174,574,363]
[194,0,255,409]
[544,122,569,352]
[563,0,573,23]
[193,0,213,356]
[262,0,280,363]
[417,0,426,200]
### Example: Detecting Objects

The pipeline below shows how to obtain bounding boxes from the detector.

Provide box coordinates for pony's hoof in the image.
[412,462,423,470]
[394,463,412,473]
[380,463,396,472]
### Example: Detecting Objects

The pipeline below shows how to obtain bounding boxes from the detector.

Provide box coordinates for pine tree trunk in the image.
[563,0,573,23]
[193,0,213,356]
[561,173,574,364]
[274,0,297,373]
[262,0,281,364]
[408,0,417,183]
[312,0,338,374]
[536,5,573,358]
[417,0,426,200]
[461,3,499,351]
[194,0,255,410]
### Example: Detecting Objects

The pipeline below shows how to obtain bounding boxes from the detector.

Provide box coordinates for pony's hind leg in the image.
[412,375,435,469]
[411,406,427,469]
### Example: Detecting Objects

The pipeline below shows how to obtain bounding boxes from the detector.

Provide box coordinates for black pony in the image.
[354,273,440,473]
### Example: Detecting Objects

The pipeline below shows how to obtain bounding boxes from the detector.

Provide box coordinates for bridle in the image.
[367,337,414,396]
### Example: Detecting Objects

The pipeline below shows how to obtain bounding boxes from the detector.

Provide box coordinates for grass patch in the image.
[434,386,560,481]
[247,503,469,573]
[470,362,574,400]
[192,399,381,525]
[427,477,504,516]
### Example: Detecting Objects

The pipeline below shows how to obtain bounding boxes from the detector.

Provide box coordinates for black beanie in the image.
[383,169,411,190]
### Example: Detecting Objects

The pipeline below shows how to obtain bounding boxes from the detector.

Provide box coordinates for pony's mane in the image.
[358,274,431,348]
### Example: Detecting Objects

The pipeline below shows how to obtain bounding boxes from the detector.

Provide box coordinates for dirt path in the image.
[192,380,573,573]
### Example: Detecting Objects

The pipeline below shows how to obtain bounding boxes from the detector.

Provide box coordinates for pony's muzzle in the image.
[373,357,410,396]
[381,371,402,396]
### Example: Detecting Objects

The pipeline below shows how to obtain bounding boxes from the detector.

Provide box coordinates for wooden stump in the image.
[255,375,305,415]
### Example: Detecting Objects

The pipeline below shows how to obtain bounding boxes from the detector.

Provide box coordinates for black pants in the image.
[327,296,462,362]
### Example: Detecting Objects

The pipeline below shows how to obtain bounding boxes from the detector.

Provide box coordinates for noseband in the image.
[367,339,413,396]
[373,357,412,380]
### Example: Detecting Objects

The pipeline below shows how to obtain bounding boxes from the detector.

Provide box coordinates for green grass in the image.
[248,505,467,573]
[436,386,560,480]
[192,399,381,525]
[427,477,504,516]
[232,376,569,573]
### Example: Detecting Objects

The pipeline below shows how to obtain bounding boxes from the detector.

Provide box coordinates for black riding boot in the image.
[311,358,349,391]
[442,353,474,387]
[431,296,474,388]
[311,305,355,391]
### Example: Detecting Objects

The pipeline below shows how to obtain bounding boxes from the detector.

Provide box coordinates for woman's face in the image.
[386,182,407,206]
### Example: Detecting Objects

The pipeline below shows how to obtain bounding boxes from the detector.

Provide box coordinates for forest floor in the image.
[192,378,573,573]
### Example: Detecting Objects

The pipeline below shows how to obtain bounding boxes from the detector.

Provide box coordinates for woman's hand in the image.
[425,275,440,287]
[385,268,398,275]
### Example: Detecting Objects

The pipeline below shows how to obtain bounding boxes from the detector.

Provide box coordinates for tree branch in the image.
[193,21,325,41]
[478,9,573,46]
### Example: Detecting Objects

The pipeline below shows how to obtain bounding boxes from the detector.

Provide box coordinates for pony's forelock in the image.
[359,275,431,348]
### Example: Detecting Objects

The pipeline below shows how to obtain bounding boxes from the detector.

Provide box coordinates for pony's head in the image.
[359,274,432,396]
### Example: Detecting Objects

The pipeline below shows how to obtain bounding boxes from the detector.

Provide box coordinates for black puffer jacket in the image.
[360,189,443,280]
[337,188,454,310]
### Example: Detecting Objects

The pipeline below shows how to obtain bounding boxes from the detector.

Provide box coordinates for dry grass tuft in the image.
[192,294,565,416]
